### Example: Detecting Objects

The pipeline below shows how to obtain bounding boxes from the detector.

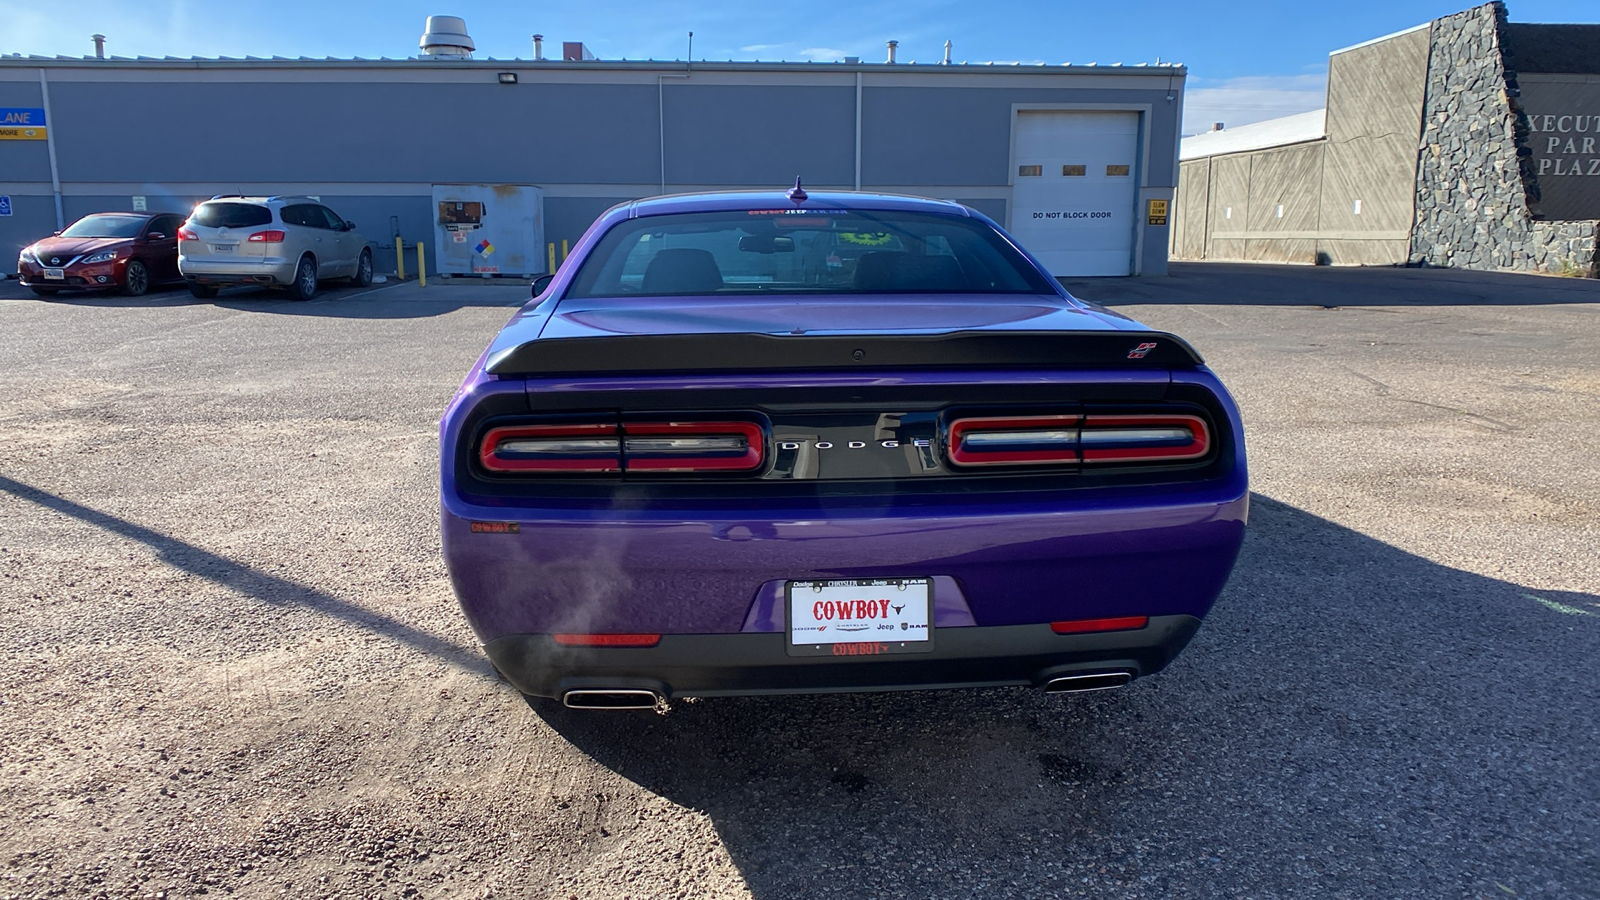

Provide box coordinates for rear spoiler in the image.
[484,330,1204,376]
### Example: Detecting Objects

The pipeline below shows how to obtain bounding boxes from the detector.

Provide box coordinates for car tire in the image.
[29,286,59,297]
[349,249,373,288]
[121,260,150,297]
[186,283,219,299]
[289,256,318,301]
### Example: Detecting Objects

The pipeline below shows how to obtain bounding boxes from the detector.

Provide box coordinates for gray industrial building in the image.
[1,22,1188,279]
[1173,2,1599,277]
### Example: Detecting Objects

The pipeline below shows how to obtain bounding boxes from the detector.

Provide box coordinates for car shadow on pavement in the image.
[1065,261,1600,308]
[0,474,491,678]
[210,282,531,319]
[532,494,1600,898]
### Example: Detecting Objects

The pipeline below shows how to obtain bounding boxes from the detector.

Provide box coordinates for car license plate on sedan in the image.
[786,577,933,657]
[43,268,64,280]
[210,243,236,253]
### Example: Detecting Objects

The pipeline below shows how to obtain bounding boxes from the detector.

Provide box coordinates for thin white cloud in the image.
[1183,73,1328,133]
[739,43,783,53]
[798,47,849,62]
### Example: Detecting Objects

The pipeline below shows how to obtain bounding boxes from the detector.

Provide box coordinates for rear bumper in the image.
[487,615,1201,700]
[179,256,295,284]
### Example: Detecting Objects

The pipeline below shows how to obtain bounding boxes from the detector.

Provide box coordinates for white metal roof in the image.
[1179,108,1327,160]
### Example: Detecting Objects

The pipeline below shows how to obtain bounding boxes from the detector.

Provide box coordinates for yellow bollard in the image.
[417,241,426,288]
[561,239,569,261]
[547,242,556,274]
[395,238,406,281]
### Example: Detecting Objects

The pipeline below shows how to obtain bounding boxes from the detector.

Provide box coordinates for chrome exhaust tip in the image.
[561,689,661,710]
[1043,671,1133,694]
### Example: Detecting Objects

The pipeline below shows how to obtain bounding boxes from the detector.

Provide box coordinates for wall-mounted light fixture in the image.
[498,72,518,84]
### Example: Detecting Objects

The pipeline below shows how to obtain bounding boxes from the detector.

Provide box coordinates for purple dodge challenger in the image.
[440,188,1247,709]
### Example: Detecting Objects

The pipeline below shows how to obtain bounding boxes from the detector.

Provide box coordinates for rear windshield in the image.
[190,202,273,229]
[60,214,147,238]
[565,208,1055,298]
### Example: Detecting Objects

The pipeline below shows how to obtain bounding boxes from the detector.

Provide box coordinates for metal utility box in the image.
[431,184,546,276]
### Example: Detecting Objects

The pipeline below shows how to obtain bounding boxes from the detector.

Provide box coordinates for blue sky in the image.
[4,0,1597,133]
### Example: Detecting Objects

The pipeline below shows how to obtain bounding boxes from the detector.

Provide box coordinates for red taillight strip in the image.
[1079,414,1209,464]
[177,227,198,241]
[947,414,1082,466]
[552,633,662,647]
[1050,616,1149,635]
[479,422,621,473]
[622,421,765,472]
[247,230,287,243]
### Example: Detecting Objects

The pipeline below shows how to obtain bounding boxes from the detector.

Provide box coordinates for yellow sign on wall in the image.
[0,126,47,141]
[1147,198,1170,226]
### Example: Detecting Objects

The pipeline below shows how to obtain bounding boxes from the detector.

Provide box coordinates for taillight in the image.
[247,230,287,243]
[478,419,766,475]
[947,412,1210,467]
[622,421,764,472]
[552,633,661,647]
[1051,616,1149,634]
[178,227,198,241]
[1080,414,1208,464]
[948,415,1081,466]
[480,423,621,473]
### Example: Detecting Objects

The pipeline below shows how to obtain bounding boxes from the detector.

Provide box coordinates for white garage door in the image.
[1009,110,1140,277]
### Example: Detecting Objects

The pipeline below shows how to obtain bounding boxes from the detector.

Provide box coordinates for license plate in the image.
[786,577,933,657]
[43,268,64,280]
[210,243,236,253]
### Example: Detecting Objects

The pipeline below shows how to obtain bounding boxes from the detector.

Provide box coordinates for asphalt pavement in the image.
[1,264,1596,899]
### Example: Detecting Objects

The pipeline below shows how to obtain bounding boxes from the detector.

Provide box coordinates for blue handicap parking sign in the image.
[0,196,11,217]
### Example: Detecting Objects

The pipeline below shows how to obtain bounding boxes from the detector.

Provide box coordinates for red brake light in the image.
[622,421,765,472]
[480,423,621,473]
[552,633,661,647]
[247,230,286,243]
[1080,414,1208,464]
[947,415,1081,466]
[1050,616,1149,634]
[178,227,198,241]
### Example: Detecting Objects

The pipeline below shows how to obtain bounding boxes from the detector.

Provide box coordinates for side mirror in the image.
[738,234,795,254]
[345,221,356,230]
[51,231,61,237]
[532,273,555,296]
[146,233,167,241]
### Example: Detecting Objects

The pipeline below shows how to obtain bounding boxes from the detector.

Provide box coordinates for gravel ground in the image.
[1,265,1596,899]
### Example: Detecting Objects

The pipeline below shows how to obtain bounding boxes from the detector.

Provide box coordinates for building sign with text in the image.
[1519,75,1600,221]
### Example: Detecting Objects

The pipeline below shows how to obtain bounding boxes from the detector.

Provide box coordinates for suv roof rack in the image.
[209,193,247,200]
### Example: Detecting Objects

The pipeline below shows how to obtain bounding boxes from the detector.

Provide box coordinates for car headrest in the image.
[853,251,966,291]
[641,248,724,294]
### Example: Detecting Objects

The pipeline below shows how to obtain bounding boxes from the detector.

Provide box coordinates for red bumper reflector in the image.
[1050,616,1149,635]
[552,633,662,647]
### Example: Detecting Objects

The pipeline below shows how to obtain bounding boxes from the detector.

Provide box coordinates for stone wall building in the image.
[1174,2,1598,277]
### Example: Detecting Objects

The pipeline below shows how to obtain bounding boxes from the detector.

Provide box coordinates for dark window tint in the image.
[60,214,147,238]
[146,215,181,236]
[314,206,347,230]
[191,202,272,229]
[566,209,1055,298]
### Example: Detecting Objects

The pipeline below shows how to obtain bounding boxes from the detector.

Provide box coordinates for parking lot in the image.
[2,263,1597,899]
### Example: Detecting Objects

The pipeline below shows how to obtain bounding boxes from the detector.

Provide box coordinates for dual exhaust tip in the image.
[560,671,1133,709]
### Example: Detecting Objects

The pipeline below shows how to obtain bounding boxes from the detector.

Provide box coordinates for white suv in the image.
[178,196,372,300]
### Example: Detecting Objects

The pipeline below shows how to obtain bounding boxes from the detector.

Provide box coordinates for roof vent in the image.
[419,16,475,59]
[1211,122,1225,132]
[563,42,596,61]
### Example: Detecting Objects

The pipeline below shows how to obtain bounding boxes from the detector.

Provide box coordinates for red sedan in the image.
[17,212,184,297]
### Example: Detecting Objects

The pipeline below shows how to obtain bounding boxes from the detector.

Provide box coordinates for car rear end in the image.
[178,199,298,286]
[440,193,1248,709]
